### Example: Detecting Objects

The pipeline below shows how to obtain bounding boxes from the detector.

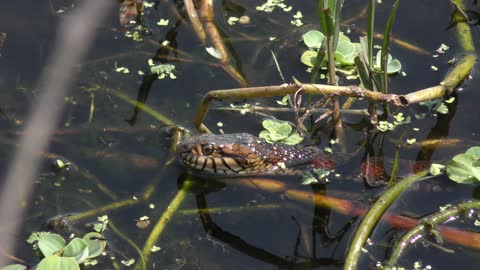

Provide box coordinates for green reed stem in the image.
[386,200,480,267]
[134,180,193,270]
[343,170,428,270]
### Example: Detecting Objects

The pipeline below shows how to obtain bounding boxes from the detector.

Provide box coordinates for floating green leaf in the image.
[466,147,480,159]
[83,232,107,258]
[37,256,80,270]
[302,30,324,49]
[262,119,292,135]
[446,147,480,184]
[269,132,289,142]
[334,34,361,66]
[374,50,401,74]
[63,238,89,264]
[420,99,449,115]
[300,50,318,67]
[283,132,303,145]
[38,234,66,257]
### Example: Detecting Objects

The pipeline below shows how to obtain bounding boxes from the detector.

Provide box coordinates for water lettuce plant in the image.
[0,231,106,270]
[301,30,401,74]
[259,119,303,145]
[301,30,360,68]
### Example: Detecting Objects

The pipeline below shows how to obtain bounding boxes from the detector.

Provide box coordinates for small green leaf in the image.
[37,256,80,270]
[466,147,480,160]
[387,59,402,73]
[38,234,66,257]
[471,166,480,181]
[258,130,270,140]
[435,103,448,114]
[301,175,318,185]
[63,238,89,264]
[27,232,50,244]
[268,132,289,142]
[300,50,318,67]
[429,163,445,176]
[262,119,292,135]
[336,38,355,58]
[275,122,292,136]
[312,168,331,179]
[302,30,324,49]
[83,232,106,258]
[276,95,290,106]
[446,154,478,184]
[374,50,401,74]
[262,119,277,132]
[283,133,303,145]
[445,97,456,103]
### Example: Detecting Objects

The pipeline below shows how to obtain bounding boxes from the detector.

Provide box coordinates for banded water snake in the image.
[177,133,428,185]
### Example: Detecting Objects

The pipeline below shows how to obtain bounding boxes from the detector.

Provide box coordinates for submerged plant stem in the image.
[110,89,175,126]
[134,180,193,270]
[184,0,206,45]
[179,203,282,215]
[386,200,480,267]
[67,198,140,222]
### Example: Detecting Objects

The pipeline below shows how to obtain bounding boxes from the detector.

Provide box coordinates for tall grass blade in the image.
[354,56,373,91]
[318,2,334,37]
[381,0,400,94]
[311,40,327,83]
[332,0,344,50]
[367,0,376,67]
[388,143,401,186]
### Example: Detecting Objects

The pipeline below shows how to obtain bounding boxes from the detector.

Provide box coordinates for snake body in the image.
[177,133,428,184]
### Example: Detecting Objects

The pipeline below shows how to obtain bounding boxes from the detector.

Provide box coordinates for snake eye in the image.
[201,144,214,155]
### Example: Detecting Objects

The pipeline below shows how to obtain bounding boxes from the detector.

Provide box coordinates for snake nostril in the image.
[201,144,214,155]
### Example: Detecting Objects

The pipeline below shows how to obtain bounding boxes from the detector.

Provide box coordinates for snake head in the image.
[176,133,276,177]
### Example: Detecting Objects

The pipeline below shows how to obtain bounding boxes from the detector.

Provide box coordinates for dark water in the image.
[0,0,479,269]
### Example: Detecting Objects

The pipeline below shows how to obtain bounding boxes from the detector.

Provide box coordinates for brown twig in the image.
[199,0,248,86]
[184,0,206,45]
[190,82,421,133]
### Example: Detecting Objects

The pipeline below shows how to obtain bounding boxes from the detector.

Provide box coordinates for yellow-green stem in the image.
[343,170,428,270]
[134,180,193,270]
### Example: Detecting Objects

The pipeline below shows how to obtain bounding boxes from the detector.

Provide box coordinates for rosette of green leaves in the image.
[301,31,361,68]
[21,232,107,270]
[301,30,401,74]
[259,119,303,145]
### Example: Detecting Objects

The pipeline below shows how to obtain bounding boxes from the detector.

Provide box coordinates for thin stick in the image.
[67,198,140,222]
[214,105,372,116]
[184,0,206,45]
